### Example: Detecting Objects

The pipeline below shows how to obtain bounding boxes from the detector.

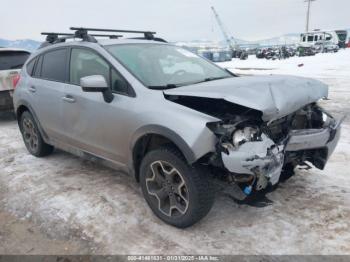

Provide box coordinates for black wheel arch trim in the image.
[15,99,50,143]
[129,125,197,173]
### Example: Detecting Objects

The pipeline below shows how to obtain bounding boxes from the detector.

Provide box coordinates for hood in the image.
[164,75,328,121]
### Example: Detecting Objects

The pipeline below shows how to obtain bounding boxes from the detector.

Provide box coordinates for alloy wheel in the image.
[146,161,189,217]
[22,117,39,152]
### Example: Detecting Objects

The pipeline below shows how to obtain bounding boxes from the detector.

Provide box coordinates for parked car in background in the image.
[0,48,30,111]
[297,45,316,57]
[314,41,339,53]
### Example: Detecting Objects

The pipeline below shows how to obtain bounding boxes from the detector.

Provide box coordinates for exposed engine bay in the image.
[166,94,342,198]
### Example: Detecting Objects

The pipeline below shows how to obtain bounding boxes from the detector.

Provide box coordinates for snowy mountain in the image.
[0,38,40,51]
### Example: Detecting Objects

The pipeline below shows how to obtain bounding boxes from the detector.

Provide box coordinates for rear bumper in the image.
[0,90,14,111]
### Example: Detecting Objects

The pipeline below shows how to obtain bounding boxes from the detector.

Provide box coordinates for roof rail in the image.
[70,27,157,40]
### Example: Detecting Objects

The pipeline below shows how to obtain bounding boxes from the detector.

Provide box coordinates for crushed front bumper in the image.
[221,117,342,190]
[221,134,285,189]
[285,117,342,160]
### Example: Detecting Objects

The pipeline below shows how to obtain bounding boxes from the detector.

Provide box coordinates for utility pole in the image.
[305,0,316,32]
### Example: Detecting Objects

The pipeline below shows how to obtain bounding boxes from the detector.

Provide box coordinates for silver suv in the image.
[13,28,342,228]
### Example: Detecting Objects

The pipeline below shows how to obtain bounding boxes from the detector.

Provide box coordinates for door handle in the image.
[28,86,36,93]
[62,95,76,103]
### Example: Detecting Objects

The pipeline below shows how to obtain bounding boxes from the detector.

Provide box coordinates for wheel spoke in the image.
[151,188,168,201]
[149,161,166,186]
[170,194,187,215]
[163,166,178,180]
[173,181,188,204]
[23,122,30,134]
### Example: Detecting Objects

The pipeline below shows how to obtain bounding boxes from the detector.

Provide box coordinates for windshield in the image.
[337,33,347,41]
[105,44,232,89]
[0,51,30,70]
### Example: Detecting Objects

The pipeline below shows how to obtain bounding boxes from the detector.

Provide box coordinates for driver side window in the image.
[70,48,109,86]
[70,48,130,95]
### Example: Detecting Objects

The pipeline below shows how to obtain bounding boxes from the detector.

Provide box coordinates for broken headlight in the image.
[232,127,260,147]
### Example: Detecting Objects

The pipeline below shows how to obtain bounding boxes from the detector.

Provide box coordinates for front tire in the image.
[140,146,215,228]
[20,111,54,157]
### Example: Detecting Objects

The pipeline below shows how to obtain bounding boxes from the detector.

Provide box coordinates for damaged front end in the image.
[206,103,342,198]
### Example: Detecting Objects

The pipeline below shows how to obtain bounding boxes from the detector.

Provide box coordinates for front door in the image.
[62,47,134,165]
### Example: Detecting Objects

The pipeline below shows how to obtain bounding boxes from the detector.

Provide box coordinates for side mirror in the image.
[80,75,114,103]
[80,75,108,92]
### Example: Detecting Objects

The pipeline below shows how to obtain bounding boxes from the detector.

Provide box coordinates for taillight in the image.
[12,74,21,89]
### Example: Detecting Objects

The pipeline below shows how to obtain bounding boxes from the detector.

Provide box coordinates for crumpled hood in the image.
[164,75,328,121]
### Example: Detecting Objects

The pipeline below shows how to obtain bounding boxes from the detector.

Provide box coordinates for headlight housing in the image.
[232,127,260,147]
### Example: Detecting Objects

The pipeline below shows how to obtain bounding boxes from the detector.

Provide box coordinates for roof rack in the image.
[70,27,157,40]
[41,32,123,44]
[40,27,164,48]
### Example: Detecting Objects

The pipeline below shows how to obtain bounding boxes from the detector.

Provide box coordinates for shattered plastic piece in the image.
[243,186,252,195]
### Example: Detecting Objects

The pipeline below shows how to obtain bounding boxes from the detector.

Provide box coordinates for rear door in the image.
[29,48,68,141]
[0,50,30,92]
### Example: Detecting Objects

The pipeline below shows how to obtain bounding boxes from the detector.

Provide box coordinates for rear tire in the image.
[20,111,53,157]
[140,146,215,228]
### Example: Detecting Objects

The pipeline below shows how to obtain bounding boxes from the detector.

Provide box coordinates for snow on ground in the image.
[0,50,350,255]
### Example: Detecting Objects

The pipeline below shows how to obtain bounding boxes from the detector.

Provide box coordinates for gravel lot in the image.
[1,50,350,255]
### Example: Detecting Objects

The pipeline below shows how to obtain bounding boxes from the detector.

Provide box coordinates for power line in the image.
[305,0,317,32]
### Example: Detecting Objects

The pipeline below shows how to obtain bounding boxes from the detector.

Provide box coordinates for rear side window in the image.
[33,55,43,77]
[26,58,36,76]
[41,49,67,82]
[0,51,30,70]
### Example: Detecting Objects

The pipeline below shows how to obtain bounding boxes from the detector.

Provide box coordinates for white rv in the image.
[300,30,348,48]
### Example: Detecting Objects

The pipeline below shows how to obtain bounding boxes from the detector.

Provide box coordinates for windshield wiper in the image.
[148,84,181,90]
[148,76,231,90]
[193,76,231,85]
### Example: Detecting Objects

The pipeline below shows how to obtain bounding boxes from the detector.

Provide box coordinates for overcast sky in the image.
[1,0,349,42]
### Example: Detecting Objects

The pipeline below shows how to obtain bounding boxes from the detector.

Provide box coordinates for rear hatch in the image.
[0,50,30,91]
